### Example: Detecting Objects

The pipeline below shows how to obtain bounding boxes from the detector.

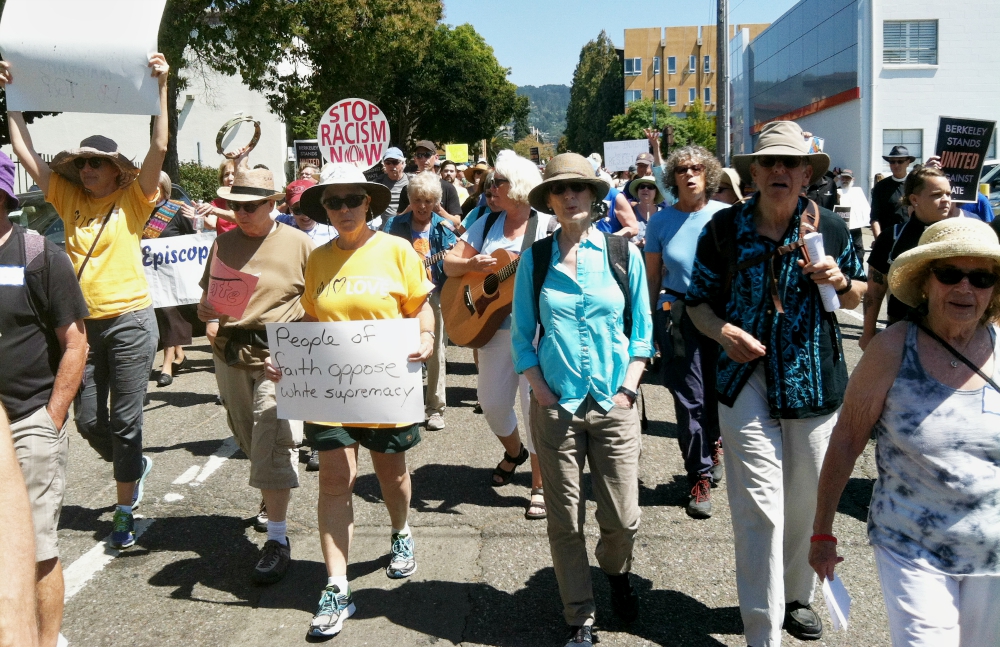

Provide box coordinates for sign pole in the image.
[716,0,729,164]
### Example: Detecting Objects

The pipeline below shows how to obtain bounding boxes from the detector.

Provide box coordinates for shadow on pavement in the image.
[354,463,533,514]
[643,417,679,439]
[837,476,875,523]
[445,359,478,376]
[146,391,221,409]
[446,385,479,408]
[59,504,116,540]
[638,474,691,509]
[143,438,235,458]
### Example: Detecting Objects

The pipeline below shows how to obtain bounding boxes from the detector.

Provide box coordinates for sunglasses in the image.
[414,151,434,160]
[289,202,304,215]
[73,157,107,170]
[383,159,402,166]
[931,266,999,289]
[756,156,804,169]
[549,182,588,195]
[888,159,910,165]
[638,183,658,191]
[488,178,510,189]
[674,164,706,175]
[228,199,269,212]
[321,195,367,211]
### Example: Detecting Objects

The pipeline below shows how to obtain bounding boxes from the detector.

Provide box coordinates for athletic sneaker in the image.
[252,538,291,585]
[425,412,445,431]
[386,532,416,579]
[686,475,712,519]
[110,507,135,549]
[309,584,355,638]
[131,455,153,510]
[709,441,724,485]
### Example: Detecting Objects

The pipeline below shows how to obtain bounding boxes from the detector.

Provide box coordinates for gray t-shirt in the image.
[373,172,409,220]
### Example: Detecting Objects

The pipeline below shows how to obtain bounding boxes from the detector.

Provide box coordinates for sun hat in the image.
[0,151,18,210]
[383,147,405,162]
[463,161,489,182]
[49,135,140,188]
[299,163,391,225]
[284,179,316,207]
[883,145,916,163]
[628,175,664,204]
[732,120,830,183]
[216,167,284,202]
[528,153,611,214]
[635,152,654,166]
[719,168,744,202]
[888,218,1000,308]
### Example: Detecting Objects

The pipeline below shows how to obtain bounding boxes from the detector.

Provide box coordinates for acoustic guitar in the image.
[424,243,455,268]
[440,248,521,348]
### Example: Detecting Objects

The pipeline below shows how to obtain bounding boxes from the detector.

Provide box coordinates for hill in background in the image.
[516,84,570,143]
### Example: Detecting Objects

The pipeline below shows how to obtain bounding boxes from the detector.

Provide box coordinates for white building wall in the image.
[796,98,864,181]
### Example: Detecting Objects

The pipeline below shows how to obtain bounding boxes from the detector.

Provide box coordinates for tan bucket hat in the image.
[49,135,140,188]
[299,163,391,224]
[888,218,1000,308]
[719,168,745,202]
[628,175,664,204]
[464,161,489,182]
[732,121,830,184]
[528,153,610,214]
[216,167,285,202]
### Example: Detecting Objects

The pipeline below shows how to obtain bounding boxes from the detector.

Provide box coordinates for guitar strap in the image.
[519,211,539,253]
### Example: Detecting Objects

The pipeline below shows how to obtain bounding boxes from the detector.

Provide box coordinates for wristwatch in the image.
[617,386,637,403]
[835,275,853,295]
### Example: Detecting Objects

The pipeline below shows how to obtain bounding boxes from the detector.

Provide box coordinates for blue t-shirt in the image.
[644,201,728,309]
[963,192,995,223]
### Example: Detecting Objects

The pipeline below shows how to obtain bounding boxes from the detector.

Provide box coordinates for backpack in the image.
[18,227,59,356]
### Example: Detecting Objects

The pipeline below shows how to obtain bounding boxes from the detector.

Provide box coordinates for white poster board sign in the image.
[603,139,650,172]
[141,232,216,308]
[316,98,390,170]
[0,0,167,114]
[266,319,424,424]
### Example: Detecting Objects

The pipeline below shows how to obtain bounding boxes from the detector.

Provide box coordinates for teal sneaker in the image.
[386,532,416,579]
[308,584,355,638]
[111,507,135,549]
[131,455,153,510]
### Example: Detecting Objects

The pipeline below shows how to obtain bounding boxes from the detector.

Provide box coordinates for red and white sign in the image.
[316,98,390,171]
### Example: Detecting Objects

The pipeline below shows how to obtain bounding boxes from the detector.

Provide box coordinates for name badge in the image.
[0,265,25,286]
[983,385,1000,415]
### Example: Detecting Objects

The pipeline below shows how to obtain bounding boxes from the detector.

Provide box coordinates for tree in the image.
[513,135,554,162]
[682,100,717,152]
[607,98,717,155]
[564,31,623,156]
[512,95,532,142]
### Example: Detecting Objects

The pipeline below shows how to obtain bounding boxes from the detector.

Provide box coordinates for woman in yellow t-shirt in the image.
[2,54,170,550]
[266,163,434,639]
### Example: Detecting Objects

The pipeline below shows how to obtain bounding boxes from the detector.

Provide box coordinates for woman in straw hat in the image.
[265,163,435,639]
[1,54,170,550]
[812,218,1000,646]
[197,166,313,586]
[712,168,745,205]
[625,175,662,247]
[511,152,653,647]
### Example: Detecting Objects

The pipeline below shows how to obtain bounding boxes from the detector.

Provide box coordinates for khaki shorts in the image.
[11,406,69,562]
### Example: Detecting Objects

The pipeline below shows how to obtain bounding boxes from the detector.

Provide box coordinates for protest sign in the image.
[603,139,649,172]
[294,140,322,172]
[316,98,390,170]
[444,144,469,164]
[0,0,166,114]
[142,232,216,309]
[266,319,424,424]
[207,256,259,320]
[935,116,997,203]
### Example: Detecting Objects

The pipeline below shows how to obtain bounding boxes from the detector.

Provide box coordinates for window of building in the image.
[654,88,661,101]
[653,57,660,74]
[688,87,696,104]
[987,131,997,161]
[704,55,711,73]
[883,129,923,167]
[884,20,938,65]
[624,57,642,76]
[625,89,642,105]
[689,55,697,73]
[704,87,711,104]
[668,88,677,106]
[667,56,676,74]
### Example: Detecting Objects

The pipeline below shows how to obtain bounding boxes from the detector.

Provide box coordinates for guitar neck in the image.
[495,255,521,281]
[424,244,455,267]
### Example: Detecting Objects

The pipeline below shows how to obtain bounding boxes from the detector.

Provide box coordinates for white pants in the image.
[425,292,447,416]
[476,327,534,454]
[718,366,836,647]
[874,545,1000,647]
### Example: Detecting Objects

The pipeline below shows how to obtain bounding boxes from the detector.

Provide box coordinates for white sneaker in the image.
[425,413,445,431]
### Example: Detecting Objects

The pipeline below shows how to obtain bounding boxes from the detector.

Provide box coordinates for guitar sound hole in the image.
[483,274,500,296]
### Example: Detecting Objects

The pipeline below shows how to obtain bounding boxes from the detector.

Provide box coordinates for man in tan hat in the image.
[197,167,314,586]
[396,140,462,227]
[685,120,866,646]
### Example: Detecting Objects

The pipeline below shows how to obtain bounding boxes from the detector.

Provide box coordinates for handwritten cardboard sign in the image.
[0,0,167,115]
[603,139,649,172]
[445,144,469,164]
[142,232,216,308]
[935,116,997,203]
[266,319,424,424]
[207,255,259,320]
[316,98,390,170]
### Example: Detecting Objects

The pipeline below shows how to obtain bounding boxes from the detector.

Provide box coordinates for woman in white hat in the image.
[266,163,435,639]
[812,218,1000,646]
[1,54,170,550]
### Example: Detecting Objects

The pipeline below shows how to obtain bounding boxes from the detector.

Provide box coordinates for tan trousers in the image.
[425,291,447,416]
[530,393,642,626]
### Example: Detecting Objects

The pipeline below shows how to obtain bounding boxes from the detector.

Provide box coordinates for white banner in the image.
[603,139,650,172]
[0,0,167,114]
[266,320,424,424]
[141,232,216,308]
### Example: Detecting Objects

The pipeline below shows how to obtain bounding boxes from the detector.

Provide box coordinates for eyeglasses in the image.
[414,151,434,160]
[756,156,804,169]
[549,182,588,195]
[674,164,706,176]
[488,178,510,189]
[930,266,999,289]
[73,157,106,170]
[228,199,269,212]
[321,194,367,211]
[383,159,402,166]
[484,192,496,199]
[637,183,658,191]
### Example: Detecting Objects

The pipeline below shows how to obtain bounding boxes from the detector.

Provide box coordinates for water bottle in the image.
[194,214,205,232]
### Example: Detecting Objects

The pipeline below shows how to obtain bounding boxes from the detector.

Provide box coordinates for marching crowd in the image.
[0,53,997,647]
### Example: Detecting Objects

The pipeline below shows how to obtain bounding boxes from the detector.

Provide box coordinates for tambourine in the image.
[216,116,261,159]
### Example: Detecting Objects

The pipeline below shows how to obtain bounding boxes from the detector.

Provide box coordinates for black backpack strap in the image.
[530,235,555,338]
[604,233,632,339]
[482,209,503,241]
[18,226,53,338]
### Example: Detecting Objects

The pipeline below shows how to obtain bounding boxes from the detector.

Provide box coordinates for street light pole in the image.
[716,0,729,164]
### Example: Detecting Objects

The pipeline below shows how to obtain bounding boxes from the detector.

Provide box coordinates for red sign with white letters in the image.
[316,98,390,170]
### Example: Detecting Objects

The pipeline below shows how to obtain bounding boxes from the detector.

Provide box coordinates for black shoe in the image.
[156,372,173,387]
[607,572,639,623]
[686,475,712,519]
[473,402,483,414]
[172,356,189,373]
[252,538,291,585]
[563,625,598,646]
[784,601,823,640]
[306,449,320,472]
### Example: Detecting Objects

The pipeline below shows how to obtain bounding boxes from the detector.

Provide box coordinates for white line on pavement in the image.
[163,493,184,502]
[190,437,239,486]
[839,309,863,322]
[63,518,155,601]
[171,465,200,485]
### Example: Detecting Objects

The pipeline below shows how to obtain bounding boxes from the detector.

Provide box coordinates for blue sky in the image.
[441,0,800,87]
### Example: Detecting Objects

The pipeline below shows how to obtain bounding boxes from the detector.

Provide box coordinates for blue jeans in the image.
[75,306,158,483]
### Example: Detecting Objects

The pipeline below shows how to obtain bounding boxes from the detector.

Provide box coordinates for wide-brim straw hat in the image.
[732,121,830,184]
[216,167,284,202]
[299,162,391,225]
[719,168,745,202]
[528,153,610,214]
[888,218,1000,308]
[628,175,664,204]
[464,161,489,182]
[49,135,140,188]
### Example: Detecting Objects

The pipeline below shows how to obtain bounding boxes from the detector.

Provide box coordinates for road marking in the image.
[839,309,863,322]
[171,465,200,485]
[163,493,184,502]
[63,518,155,601]
[190,437,239,486]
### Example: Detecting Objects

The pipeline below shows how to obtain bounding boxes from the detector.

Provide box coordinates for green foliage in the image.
[513,135,554,162]
[683,100,717,152]
[178,162,220,202]
[607,99,717,155]
[516,84,570,141]
[565,31,624,156]
[512,95,532,142]
[557,135,568,154]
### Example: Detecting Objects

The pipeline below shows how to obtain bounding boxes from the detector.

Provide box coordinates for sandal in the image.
[525,487,546,520]
[491,444,528,487]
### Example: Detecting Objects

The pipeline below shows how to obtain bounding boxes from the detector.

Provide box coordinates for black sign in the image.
[529,146,540,164]
[293,140,322,173]
[935,117,996,203]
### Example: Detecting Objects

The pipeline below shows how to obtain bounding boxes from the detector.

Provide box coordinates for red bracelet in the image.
[810,534,838,544]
